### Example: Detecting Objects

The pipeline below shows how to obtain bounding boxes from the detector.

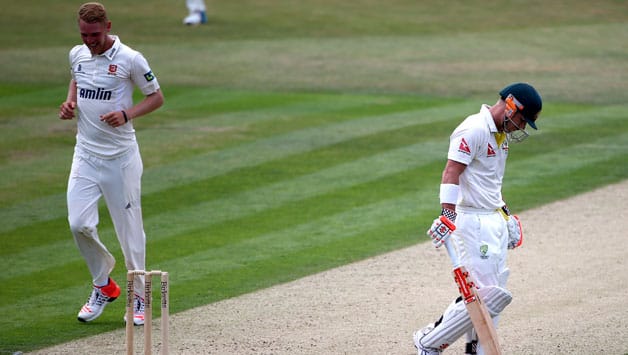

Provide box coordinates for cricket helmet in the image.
[499,82,542,129]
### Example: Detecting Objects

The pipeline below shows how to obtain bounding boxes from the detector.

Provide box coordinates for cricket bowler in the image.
[58,2,164,326]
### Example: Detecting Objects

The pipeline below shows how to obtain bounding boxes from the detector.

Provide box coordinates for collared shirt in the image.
[447,104,508,210]
[69,35,160,158]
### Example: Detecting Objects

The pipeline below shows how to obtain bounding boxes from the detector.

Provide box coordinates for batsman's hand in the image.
[427,215,456,248]
[507,214,523,249]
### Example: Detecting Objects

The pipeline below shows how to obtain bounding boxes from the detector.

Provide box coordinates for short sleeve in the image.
[130,52,160,95]
[447,127,478,166]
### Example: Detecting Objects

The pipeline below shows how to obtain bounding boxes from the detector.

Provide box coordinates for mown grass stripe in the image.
[142,140,445,235]
[146,162,442,265]
[161,91,398,127]
[506,133,628,192]
[135,94,439,170]
[140,101,473,189]
[169,214,421,305]
[159,191,434,282]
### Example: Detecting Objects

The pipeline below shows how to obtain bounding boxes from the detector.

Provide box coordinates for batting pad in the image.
[419,298,471,350]
[418,286,511,351]
[478,285,512,316]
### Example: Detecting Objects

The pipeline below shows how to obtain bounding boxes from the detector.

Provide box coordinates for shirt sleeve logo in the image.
[458,137,471,155]
[487,143,496,157]
[144,71,155,82]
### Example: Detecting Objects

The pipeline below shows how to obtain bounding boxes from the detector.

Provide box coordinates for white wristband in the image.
[439,184,460,205]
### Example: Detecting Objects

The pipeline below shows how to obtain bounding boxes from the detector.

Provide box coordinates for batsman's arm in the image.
[426,160,467,248]
[440,159,466,212]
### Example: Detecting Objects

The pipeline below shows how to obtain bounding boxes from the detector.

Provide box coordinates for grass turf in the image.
[1,0,628,352]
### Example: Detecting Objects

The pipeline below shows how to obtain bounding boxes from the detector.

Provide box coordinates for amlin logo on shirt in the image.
[78,87,112,101]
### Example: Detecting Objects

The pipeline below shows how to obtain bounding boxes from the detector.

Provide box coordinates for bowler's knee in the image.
[69,220,97,240]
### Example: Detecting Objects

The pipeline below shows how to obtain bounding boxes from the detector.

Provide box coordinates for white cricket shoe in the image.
[124,294,146,326]
[183,11,207,25]
[77,278,120,322]
[413,324,442,355]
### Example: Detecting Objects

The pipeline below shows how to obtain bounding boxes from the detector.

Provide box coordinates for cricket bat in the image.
[440,217,502,355]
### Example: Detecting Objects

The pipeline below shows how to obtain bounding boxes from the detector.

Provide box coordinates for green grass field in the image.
[1,0,627,352]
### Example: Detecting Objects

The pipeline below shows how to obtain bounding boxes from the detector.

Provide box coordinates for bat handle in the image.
[444,239,461,268]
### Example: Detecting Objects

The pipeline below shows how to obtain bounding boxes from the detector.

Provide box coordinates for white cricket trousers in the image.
[452,207,510,290]
[186,0,206,12]
[67,144,146,297]
[418,207,511,354]
[454,207,510,355]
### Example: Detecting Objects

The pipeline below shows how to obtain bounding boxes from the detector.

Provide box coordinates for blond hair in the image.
[78,2,108,24]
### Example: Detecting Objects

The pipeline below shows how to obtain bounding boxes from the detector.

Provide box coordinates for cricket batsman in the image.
[414,83,542,354]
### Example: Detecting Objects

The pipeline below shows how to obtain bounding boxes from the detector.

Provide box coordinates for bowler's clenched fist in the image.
[59,101,76,120]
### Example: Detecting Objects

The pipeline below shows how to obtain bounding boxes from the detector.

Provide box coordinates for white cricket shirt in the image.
[69,35,160,158]
[447,105,508,210]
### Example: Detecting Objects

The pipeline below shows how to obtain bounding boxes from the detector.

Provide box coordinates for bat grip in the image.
[445,239,476,304]
[444,239,461,268]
